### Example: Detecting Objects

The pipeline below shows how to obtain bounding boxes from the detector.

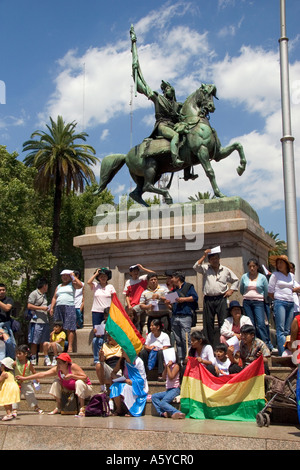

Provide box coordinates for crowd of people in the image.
[0,247,300,421]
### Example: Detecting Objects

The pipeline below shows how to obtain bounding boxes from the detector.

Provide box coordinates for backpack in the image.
[85,393,110,417]
[177,282,198,327]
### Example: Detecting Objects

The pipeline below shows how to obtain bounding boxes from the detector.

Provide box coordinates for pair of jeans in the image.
[242,299,272,349]
[151,387,180,416]
[171,315,192,361]
[273,299,294,355]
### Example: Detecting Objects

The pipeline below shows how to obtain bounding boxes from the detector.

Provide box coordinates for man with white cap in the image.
[193,247,239,346]
[50,270,83,354]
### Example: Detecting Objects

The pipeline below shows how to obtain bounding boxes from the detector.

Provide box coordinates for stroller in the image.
[256,366,298,427]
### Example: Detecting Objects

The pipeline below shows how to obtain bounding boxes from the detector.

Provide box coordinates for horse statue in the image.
[94,83,246,206]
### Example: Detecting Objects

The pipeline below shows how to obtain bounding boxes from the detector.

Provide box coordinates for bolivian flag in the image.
[180,355,265,421]
[106,293,145,363]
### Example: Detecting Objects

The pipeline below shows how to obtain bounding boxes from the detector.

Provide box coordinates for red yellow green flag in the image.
[180,355,265,421]
[106,293,145,363]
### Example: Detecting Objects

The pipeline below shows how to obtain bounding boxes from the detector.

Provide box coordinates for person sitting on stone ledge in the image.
[16,352,93,417]
[220,300,253,346]
[96,334,122,393]
[227,324,270,375]
[110,349,148,417]
[139,318,171,381]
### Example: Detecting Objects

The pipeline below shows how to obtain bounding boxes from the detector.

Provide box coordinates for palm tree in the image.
[188,191,215,201]
[23,115,99,289]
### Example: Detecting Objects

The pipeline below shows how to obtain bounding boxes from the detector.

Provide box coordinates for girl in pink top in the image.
[151,349,185,419]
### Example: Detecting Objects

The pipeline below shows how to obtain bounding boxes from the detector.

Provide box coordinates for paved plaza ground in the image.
[0,410,299,451]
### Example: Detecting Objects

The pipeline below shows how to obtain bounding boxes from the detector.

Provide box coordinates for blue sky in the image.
[1,0,300,243]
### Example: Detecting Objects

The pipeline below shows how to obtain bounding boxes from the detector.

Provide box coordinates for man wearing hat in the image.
[193,248,239,346]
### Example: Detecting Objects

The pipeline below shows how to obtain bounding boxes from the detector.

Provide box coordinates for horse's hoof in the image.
[164,197,173,205]
[215,192,225,198]
[236,166,245,176]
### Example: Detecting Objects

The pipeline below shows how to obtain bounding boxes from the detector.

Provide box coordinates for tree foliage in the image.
[0,146,56,303]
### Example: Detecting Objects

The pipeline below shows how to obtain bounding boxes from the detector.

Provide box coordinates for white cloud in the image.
[100,129,110,141]
[37,4,300,213]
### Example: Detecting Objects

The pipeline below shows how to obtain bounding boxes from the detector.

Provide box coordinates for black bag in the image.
[85,393,110,417]
[60,391,79,415]
[177,282,198,327]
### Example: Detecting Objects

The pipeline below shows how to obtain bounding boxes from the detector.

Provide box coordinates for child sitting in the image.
[214,343,232,376]
[151,348,185,419]
[43,321,66,366]
[12,344,43,416]
[0,357,20,421]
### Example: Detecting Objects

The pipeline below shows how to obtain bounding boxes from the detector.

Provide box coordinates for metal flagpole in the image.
[279,0,300,275]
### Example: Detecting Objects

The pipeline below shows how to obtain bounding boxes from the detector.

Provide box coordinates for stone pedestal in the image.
[73,197,275,353]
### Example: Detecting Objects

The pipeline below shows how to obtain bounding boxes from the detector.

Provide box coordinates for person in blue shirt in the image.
[169,271,198,363]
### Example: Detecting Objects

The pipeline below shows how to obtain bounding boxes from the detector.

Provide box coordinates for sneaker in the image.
[44,356,51,366]
[31,356,37,366]
[51,358,57,366]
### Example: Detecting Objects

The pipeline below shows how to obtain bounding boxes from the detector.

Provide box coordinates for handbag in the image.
[60,390,79,415]
[85,393,110,417]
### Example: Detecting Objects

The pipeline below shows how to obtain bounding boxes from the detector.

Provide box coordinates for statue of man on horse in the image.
[93,25,246,206]
[130,25,197,181]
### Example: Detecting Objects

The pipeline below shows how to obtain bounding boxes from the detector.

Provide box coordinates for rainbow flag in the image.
[180,356,265,421]
[106,293,145,363]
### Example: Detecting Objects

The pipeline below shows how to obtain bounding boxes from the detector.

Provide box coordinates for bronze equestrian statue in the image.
[94,26,246,206]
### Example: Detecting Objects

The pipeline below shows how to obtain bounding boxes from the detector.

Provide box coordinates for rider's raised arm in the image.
[130,25,155,101]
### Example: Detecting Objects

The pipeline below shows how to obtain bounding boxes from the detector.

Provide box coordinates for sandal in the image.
[35,408,44,414]
[2,414,14,421]
[48,407,61,415]
[76,406,86,417]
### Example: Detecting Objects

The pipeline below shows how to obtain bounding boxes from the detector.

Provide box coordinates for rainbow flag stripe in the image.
[180,356,265,421]
[106,293,145,363]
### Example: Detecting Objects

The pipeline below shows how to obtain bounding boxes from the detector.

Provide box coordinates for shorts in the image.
[54,305,77,331]
[28,323,50,344]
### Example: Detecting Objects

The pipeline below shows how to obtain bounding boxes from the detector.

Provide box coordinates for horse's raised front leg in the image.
[214,142,246,176]
[197,146,225,198]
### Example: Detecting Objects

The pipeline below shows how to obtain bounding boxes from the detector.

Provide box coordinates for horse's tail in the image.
[98,154,126,192]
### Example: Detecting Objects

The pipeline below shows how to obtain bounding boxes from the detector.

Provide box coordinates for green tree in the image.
[266,231,287,259]
[0,146,56,306]
[188,191,215,201]
[23,116,99,290]
[58,184,114,273]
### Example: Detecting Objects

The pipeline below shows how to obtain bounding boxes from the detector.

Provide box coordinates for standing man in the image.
[0,283,16,348]
[27,278,50,365]
[170,271,198,363]
[123,264,154,331]
[193,249,239,346]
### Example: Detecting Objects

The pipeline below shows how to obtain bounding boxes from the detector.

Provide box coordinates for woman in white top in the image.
[139,318,171,380]
[220,300,252,346]
[186,330,217,376]
[268,255,299,355]
[239,258,272,349]
[87,268,116,363]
